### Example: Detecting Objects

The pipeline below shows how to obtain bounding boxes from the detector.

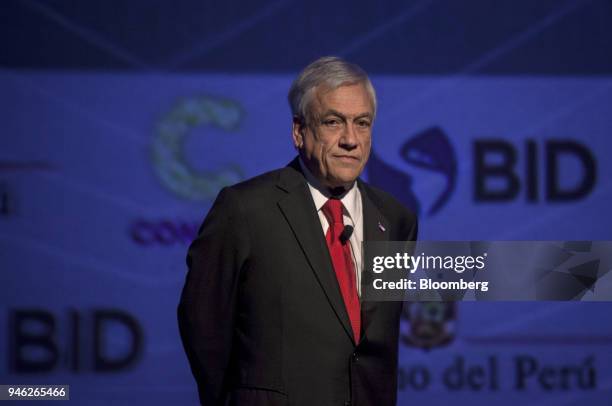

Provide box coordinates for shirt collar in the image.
[298,157,360,222]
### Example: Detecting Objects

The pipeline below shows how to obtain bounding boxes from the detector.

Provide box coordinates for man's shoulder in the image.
[216,163,299,208]
[228,165,291,194]
[360,180,417,224]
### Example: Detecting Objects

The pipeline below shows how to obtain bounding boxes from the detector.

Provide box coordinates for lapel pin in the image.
[378,222,386,232]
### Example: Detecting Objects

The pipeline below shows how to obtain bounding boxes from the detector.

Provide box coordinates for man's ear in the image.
[292,116,304,149]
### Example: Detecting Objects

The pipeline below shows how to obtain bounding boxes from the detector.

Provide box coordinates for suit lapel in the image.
[276,160,355,343]
[359,181,390,344]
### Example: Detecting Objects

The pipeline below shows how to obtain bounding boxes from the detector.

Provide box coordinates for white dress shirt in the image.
[299,159,364,296]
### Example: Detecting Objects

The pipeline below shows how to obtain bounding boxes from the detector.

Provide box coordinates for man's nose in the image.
[339,123,358,149]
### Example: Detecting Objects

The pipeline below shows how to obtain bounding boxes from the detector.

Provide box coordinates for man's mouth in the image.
[333,155,360,163]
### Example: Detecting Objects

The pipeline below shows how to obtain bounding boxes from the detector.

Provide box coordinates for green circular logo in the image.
[152,95,244,201]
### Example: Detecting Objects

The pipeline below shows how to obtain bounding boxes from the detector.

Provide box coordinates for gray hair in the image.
[288,56,377,124]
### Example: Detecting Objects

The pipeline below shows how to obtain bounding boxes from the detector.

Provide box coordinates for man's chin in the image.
[327,172,361,189]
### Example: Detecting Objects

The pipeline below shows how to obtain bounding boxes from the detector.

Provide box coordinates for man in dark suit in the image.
[178,56,417,406]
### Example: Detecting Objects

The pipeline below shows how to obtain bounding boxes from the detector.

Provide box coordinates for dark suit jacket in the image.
[178,158,418,406]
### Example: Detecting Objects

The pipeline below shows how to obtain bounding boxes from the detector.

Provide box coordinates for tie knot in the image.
[322,198,344,225]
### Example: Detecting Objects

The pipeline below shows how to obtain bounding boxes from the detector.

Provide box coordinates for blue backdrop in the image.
[2,1,612,404]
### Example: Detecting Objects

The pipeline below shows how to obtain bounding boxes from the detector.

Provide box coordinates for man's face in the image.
[293,83,374,189]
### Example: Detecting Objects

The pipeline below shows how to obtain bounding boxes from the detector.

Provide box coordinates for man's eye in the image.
[357,120,371,128]
[323,119,341,127]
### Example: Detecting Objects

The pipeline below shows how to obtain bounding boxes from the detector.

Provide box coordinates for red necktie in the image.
[322,199,361,343]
